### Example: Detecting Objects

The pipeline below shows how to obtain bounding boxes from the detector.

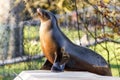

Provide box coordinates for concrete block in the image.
[14,70,120,80]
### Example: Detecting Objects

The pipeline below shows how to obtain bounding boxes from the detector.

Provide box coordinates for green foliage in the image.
[24,26,39,39]
[61,28,84,42]
[0,58,45,80]
[63,0,75,11]
[23,26,41,55]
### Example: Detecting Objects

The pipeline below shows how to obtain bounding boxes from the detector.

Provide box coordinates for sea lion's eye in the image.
[44,12,48,17]
[42,12,47,18]
[44,12,50,19]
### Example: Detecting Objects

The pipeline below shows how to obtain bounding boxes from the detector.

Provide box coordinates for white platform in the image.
[14,70,120,80]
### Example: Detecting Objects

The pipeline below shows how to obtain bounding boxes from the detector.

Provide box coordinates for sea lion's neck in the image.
[40,20,52,31]
[50,17,73,46]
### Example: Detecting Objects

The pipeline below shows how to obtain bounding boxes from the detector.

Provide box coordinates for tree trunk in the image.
[0,0,10,60]
[8,0,25,58]
[0,0,25,59]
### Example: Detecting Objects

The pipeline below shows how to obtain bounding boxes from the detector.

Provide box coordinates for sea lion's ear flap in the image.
[61,48,65,53]
[44,12,48,16]
[60,48,70,64]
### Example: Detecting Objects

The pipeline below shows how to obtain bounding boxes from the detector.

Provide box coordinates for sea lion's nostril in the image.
[37,8,41,12]
[37,8,43,16]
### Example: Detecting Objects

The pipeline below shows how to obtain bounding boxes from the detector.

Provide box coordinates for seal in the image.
[37,8,112,76]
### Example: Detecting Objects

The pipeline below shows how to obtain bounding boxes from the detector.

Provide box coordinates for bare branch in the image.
[0,54,44,66]
[85,38,120,47]
[84,0,117,27]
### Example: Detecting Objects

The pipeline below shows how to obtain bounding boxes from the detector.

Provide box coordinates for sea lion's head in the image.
[37,8,58,28]
[37,8,51,22]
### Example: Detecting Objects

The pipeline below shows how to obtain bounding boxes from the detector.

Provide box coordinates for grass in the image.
[23,26,41,55]
[61,28,84,42]
[0,59,45,80]
[0,26,120,80]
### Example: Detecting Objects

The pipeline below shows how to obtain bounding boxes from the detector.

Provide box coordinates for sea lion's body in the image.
[37,8,112,76]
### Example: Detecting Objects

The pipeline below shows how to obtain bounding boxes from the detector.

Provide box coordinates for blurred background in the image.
[0,0,120,79]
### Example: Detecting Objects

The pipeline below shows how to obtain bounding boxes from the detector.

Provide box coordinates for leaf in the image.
[97,33,114,39]
[113,27,119,33]
[103,0,110,3]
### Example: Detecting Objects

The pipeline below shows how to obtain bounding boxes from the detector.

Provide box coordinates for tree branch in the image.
[85,38,120,47]
[0,54,44,66]
[84,0,117,27]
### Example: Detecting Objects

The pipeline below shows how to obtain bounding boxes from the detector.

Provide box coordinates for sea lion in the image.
[37,8,112,76]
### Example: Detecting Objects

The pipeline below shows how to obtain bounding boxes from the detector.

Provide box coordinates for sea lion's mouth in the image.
[37,8,42,16]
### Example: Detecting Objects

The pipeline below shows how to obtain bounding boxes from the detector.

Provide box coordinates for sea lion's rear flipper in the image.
[40,59,52,70]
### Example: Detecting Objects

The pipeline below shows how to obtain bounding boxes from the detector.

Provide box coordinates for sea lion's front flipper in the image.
[51,62,64,72]
[51,48,64,72]
[40,59,52,70]
[51,48,70,72]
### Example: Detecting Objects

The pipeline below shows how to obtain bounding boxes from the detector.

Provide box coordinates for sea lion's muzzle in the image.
[37,8,42,16]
